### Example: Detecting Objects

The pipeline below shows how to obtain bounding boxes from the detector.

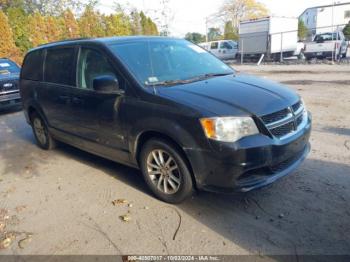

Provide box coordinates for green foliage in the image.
[224,21,238,40]
[343,22,350,40]
[62,9,80,39]
[208,28,222,41]
[185,32,206,44]
[134,11,158,36]
[130,10,142,35]
[104,13,131,37]
[78,5,105,38]
[0,2,159,63]
[298,19,308,40]
[6,7,32,53]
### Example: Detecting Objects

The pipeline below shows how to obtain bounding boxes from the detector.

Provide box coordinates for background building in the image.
[299,2,350,37]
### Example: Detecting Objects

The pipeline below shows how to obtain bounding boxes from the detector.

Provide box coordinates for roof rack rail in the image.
[38,37,94,47]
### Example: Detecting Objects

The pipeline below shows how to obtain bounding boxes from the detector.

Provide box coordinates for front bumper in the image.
[185,114,312,193]
[0,91,21,109]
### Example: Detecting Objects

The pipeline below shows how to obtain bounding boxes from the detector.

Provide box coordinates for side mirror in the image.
[93,75,120,94]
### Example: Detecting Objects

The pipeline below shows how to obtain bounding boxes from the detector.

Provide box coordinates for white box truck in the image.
[238,17,298,61]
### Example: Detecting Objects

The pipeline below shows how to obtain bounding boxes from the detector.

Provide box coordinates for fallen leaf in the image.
[0,236,14,249]
[119,214,131,222]
[112,199,128,206]
[18,236,32,249]
[15,205,27,213]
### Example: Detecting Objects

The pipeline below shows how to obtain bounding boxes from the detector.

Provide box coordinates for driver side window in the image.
[77,48,118,90]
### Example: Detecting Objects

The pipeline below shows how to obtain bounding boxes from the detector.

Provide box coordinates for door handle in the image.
[72,97,83,105]
[58,95,70,104]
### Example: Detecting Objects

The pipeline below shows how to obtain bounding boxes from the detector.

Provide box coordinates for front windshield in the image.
[0,60,20,75]
[109,39,234,86]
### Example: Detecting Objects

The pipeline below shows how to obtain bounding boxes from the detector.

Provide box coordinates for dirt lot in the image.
[0,64,349,256]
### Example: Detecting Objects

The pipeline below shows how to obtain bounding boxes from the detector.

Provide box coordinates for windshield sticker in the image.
[147,77,159,83]
[188,44,206,53]
[0,63,10,68]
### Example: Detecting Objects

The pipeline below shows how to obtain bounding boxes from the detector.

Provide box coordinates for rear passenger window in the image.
[211,42,218,49]
[21,50,44,81]
[45,48,75,86]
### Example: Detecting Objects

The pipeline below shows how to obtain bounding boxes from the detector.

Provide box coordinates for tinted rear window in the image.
[21,51,44,81]
[44,48,75,86]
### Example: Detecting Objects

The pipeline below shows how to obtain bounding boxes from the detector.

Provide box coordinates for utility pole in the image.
[205,17,209,42]
[331,0,335,62]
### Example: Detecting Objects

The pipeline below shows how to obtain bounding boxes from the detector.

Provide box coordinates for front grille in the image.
[261,100,306,139]
[0,79,18,93]
[296,114,303,127]
[270,121,294,137]
[261,108,290,124]
[292,101,302,112]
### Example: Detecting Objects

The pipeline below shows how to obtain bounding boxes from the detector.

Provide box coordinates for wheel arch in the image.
[26,102,48,126]
[134,130,198,189]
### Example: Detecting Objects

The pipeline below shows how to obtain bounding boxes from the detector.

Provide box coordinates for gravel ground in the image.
[0,64,349,256]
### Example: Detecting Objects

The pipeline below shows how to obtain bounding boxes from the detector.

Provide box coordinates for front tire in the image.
[31,112,56,150]
[140,139,193,203]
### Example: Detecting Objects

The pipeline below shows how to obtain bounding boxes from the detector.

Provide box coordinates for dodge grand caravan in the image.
[20,37,311,203]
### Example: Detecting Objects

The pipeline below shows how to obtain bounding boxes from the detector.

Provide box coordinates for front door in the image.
[68,47,129,162]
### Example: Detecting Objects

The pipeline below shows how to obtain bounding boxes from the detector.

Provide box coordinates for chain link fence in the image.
[236,24,350,64]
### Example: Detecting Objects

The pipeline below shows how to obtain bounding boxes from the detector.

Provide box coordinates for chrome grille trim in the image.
[0,90,19,95]
[266,111,294,129]
[261,101,307,140]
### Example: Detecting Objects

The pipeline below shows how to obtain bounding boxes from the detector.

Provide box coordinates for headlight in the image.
[200,117,259,142]
[301,99,307,112]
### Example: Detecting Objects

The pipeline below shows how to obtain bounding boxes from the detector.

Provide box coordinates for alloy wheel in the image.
[146,149,181,194]
[33,118,47,145]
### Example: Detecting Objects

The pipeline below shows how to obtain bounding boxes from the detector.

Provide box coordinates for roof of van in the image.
[29,36,182,52]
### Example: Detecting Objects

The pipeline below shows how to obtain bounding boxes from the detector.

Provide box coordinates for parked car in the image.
[20,37,312,203]
[304,31,348,60]
[199,40,238,60]
[0,58,21,110]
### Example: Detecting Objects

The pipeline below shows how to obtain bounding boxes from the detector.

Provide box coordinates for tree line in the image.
[186,0,268,43]
[0,0,159,64]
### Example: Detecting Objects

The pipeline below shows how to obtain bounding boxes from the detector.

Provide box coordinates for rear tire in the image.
[140,138,193,204]
[31,112,56,150]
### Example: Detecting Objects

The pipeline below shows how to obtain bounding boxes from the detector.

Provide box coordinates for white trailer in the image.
[238,17,298,60]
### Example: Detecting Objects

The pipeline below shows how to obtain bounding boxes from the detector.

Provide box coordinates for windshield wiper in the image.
[145,79,191,87]
[145,73,233,87]
[202,72,234,78]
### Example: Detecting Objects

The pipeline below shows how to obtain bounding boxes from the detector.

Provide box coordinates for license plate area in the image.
[271,133,309,165]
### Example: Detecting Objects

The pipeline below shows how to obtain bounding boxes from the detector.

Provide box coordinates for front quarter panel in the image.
[123,93,211,164]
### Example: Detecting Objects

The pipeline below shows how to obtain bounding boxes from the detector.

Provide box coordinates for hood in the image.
[157,73,299,117]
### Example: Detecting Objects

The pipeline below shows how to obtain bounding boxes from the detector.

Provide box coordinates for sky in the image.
[98,0,349,36]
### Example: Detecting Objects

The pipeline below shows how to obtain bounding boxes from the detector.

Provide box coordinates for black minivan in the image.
[20,37,311,203]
